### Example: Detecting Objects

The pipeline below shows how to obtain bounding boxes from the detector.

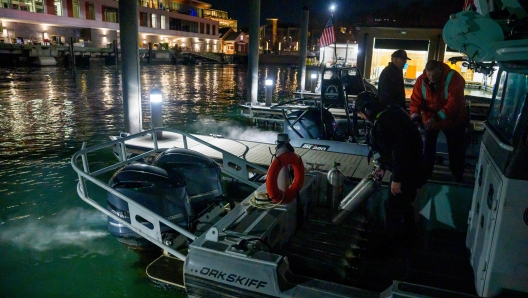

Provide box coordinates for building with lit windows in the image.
[203,8,236,31]
[259,18,301,53]
[219,27,246,55]
[0,0,222,53]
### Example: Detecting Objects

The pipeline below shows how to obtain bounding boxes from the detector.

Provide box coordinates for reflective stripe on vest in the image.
[421,69,455,100]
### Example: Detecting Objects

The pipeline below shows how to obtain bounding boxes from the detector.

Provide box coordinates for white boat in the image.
[71,1,528,296]
[34,57,57,66]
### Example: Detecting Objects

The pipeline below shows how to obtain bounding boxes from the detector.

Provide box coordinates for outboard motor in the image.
[152,148,225,216]
[107,163,192,248]
[285,107,337,140]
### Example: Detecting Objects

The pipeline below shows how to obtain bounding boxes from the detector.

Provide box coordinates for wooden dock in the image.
[121,130,476,186]
[121,132,380,181]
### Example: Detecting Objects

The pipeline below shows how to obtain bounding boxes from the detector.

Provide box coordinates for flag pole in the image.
[322,46,325,67]
[333,13,337,67]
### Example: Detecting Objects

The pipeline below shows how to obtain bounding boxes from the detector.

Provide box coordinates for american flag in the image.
[320,15,335,47]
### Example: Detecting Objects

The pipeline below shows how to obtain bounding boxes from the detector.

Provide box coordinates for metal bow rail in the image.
[71,127,268,260]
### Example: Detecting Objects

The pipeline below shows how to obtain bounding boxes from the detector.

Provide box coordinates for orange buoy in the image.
[266,152,305,204]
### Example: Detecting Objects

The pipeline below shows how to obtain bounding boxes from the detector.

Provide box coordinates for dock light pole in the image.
[265,79,273,106]
[150,88,163,139]
[310,73,317,93]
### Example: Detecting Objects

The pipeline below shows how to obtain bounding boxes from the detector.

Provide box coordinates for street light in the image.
[150,88,163,139]
[330,4,336,12]
[310,73,317,93]
[265,79,273,106]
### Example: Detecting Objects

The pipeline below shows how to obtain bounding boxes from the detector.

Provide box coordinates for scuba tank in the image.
[327,162,344,210]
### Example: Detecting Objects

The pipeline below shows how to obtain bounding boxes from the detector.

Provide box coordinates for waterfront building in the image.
[203,8,236,31]
[0,0,224,53]
[355,26,495,89]
[260,18,301,54]
[219,27,247,55]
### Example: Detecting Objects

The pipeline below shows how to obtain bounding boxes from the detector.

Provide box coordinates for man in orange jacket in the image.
[410,60,467,182]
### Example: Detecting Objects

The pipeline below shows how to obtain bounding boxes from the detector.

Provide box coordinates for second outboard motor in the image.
[107,163,192,248]
[153,148,224,215]
[285,107,337,140]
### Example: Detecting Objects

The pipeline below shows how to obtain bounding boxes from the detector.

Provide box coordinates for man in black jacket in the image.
[377,49,410,111]
[356,91,425,243]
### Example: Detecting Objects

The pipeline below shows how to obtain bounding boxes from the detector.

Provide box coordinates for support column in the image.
[113,40,118,67]
[297,6,309,92]
[119,0,142,134]
[247,0,260,105]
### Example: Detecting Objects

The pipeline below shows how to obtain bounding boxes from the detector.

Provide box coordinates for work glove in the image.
[411,113,422,127]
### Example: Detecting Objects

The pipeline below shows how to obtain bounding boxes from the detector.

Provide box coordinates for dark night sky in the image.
[205,0,416,28]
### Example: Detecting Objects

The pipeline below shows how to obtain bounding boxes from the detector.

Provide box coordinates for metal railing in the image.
[71,127,268,260]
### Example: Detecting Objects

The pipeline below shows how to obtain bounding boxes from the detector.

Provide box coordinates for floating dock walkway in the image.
[117,129,475,186]
[120,132,376,180]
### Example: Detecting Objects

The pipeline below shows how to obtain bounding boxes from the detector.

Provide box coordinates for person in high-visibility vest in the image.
[410,60,467,183]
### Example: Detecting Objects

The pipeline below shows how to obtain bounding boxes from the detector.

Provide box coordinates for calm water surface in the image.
[0,64,298,297]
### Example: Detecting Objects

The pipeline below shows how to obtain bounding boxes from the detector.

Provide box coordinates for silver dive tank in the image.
[332,173,380,225]
[327,162,344,210]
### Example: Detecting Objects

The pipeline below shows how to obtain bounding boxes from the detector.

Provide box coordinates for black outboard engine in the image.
[107,163,192,248]
[152,148,224,214]
[285,107,337,140]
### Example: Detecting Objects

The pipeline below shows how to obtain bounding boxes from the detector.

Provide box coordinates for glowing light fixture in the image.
[265,79,273,106]
[149,88,163,103]
[149,88,163,139]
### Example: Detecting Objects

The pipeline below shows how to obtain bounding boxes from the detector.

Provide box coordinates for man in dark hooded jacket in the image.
[356,91,425,242]
[377,49,410,111]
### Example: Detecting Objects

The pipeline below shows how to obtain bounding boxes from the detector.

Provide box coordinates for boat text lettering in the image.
[199,267,267,289]
[301,143,329,151]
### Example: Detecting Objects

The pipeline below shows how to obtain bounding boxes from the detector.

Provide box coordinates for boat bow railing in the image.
[71,127,269,260]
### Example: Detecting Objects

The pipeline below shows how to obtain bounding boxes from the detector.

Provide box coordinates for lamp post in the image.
[265,79,273,106]
[310,73,317,93]
[150,88,163,139]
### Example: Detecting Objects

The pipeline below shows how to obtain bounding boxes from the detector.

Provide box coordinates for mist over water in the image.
[1,207,108,253]
[190,117,279,144]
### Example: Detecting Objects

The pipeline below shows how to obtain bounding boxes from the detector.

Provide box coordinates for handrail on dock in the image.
[71,127,268,261]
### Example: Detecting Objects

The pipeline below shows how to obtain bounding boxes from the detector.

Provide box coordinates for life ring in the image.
[266,152,305,204]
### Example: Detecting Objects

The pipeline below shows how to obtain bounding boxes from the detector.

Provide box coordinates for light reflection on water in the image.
[0,64,298,297]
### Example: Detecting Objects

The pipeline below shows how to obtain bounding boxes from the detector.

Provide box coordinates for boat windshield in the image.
[488,70,528,144]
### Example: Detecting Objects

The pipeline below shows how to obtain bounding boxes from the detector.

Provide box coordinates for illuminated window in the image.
[72,0,80,18]
[161,15,165,29]
[103,6,118,23]
[54,0,62,16]
[86,3,95,20]
[152,14,157,28]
